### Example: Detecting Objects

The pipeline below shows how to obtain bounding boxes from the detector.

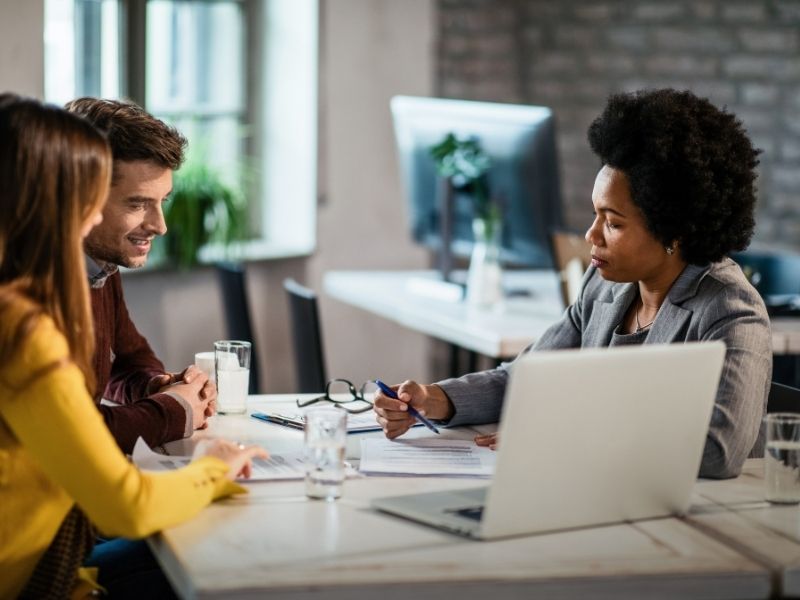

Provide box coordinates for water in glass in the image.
[304,408,347,500]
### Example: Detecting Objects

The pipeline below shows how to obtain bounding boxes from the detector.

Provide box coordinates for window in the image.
[147,1,246,176]
[45,0,121,102]
[44,0,318,259]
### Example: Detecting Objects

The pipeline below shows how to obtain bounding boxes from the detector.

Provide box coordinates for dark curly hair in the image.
[587,88,760,265]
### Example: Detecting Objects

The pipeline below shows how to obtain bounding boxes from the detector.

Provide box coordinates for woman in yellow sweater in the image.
[0,95,266,598]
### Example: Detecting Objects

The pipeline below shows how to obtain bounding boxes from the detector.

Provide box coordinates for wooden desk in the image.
[688,460,800,598]
[324,270,800,357]
[150,395,771,600]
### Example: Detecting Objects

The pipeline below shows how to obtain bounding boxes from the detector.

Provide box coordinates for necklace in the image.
[635,299,656,333]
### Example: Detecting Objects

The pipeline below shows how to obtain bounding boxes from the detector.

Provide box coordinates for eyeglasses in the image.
[296,379,377,414]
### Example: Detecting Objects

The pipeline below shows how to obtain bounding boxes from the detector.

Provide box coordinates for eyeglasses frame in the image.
[296,378,375,414]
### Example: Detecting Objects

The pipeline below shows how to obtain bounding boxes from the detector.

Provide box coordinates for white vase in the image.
[466,217,502,308]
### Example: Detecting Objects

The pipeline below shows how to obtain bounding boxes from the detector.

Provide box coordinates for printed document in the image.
[132,437,306,481]
[359,438,496,477]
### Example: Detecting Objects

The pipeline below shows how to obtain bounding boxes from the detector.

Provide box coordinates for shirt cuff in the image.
[163,391,194,438]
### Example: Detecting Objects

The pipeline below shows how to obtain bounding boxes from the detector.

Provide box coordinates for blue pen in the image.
[374,379,440,434]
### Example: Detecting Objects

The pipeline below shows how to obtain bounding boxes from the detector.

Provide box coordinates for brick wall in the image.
[436,0,800,249]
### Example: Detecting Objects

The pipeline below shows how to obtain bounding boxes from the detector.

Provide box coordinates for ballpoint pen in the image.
[251,412,304,430]
[374,379,440,434]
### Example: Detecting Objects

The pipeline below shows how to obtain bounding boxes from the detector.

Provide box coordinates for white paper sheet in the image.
[359,438,496,477]
[253,409,422,433]
[132,437,307,481]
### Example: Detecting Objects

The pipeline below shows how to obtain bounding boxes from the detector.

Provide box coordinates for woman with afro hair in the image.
[373,88,771,480]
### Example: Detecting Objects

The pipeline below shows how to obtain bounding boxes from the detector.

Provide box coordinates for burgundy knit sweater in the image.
[91,271,188,453]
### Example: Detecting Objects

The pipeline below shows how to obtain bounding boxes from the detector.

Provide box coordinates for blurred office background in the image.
[0,0,798,391]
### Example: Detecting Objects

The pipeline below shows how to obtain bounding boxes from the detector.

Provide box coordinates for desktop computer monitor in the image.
[391,96,563,270]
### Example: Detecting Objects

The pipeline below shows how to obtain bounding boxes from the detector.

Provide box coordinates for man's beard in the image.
[84,238,147,269]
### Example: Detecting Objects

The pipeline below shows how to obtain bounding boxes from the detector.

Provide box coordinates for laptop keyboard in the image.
[447,506,484,521]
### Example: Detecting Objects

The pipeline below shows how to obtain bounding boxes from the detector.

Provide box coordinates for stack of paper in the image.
[132,438,307,481]
[359,438,496,477]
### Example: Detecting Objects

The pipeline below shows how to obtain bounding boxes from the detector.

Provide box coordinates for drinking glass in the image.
[304,407,347,500]
[214,340,251,414]
[765,413,800,504]
[194,351,216,382]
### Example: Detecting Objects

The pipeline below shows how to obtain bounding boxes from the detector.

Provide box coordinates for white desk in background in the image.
[323,270,564,360]
[772,317,800,355]
[324,270,800,358]
[149,395,771,600]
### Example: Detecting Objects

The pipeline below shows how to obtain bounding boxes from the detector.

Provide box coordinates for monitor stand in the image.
[406,178,465,303]
[438,177,455,284]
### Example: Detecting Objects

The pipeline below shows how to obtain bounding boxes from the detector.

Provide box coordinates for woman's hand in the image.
[193,439,268,480]
[373,380,454,439]
[474,432,498,450]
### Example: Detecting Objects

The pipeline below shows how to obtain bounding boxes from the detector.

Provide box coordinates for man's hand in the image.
[373,380,454,439]
[199,378,217,417]
[150,365,213,430]
[147,371,180,395]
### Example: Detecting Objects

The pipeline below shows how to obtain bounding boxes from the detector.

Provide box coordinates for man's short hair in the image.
[65,97,187,178]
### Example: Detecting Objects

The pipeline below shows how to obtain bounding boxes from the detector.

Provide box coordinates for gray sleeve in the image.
[697,283,772,479]
[437,270,590,427]
[436,367,511,427]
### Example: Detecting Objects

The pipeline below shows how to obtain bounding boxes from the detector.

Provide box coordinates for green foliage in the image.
[160,162,247,269]
[429,133,491,182]
[429,133,498,227]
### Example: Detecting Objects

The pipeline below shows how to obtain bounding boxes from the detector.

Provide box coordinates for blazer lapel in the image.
[584,282,638,347]
[645,302,692,344]
[645,263,710,345]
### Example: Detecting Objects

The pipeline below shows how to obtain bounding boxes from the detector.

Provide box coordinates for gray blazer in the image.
[439,258,772,479]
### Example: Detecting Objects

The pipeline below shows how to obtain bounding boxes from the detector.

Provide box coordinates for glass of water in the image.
[765,413,800,504]
[304,407,347,500]
[194,351,216,382]
[213,340,251,414]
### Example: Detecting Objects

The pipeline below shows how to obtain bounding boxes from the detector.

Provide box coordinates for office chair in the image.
[283,278,327,393]
[215,262,260,393]
[550,229,591,307]
[732,252,800,388]
[732,251,800,298]
[767,381,800,413]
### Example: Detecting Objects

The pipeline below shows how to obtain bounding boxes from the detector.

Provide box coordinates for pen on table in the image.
[251,412,304,430]
[374,379,440,434]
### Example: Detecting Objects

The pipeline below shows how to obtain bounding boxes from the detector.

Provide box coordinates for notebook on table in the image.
[371,342,726,540]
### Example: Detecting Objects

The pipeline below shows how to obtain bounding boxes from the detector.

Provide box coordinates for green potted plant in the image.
[429,133,500,237]
[155,161,248,269]
[430,133,503,307]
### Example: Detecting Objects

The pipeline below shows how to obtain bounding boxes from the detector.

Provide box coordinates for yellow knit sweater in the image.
[0,309,245,598]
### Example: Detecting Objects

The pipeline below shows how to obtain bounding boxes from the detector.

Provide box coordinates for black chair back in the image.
[215,262,260,393]
[283,278,327,393]
[768,381,800,413]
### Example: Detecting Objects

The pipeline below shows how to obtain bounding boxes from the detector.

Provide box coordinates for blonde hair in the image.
[0,94,112,393]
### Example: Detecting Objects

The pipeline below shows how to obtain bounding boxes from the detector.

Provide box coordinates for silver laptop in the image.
[371,342,725,540]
